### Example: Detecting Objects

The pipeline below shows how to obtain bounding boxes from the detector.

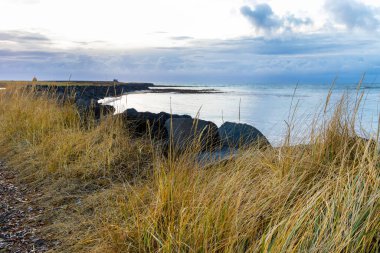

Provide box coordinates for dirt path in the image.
[0,161,51,252]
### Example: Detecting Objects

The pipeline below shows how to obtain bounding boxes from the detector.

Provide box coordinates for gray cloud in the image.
[285,15,313,27]
[0,31,50,44]
[1,33,379,84]
[170,36,194,41]
[325,0,379,31]
[0,50,108,80]
[240,4,281,33]
[240,4,313,34]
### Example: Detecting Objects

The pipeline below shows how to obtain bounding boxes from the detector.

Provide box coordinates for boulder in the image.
[164,118,219,152]
[218,122,270,149]
[123,108,191,138]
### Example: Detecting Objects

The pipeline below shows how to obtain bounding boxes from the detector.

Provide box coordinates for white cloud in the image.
[325,0,380,31]
[0,0,377,49]
[4,0,40,4]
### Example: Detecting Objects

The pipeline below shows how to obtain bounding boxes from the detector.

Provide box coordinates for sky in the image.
[1,0,380,84]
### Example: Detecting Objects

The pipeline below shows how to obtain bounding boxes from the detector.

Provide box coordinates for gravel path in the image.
[0,161,51,252]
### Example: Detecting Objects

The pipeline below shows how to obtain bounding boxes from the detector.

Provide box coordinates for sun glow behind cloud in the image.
[5,0,375,49]
[1,0,253,49]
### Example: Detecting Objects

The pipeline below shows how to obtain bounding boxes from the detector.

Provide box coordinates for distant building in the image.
[32,76,38,82]
[113,79,119,83]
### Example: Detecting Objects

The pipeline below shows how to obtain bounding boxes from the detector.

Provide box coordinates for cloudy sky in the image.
[1,0,380,84]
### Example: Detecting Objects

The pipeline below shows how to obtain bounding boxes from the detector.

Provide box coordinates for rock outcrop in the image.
[122,109,191,138]
[26,81,271,162]
[164,118,219,152]
[218,122,271,149]
[120,108,270,157]
[28,83,153,120]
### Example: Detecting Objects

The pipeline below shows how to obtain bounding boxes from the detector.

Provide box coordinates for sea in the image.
[100,83,380,146]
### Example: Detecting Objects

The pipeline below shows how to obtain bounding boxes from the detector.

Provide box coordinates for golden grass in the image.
[0,85,379,252]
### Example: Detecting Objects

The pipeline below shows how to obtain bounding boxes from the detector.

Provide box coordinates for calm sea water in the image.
[100,83,380,146]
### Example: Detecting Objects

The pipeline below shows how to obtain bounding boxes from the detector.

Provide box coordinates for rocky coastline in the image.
[23,82,270,163]
[119,108,271,164]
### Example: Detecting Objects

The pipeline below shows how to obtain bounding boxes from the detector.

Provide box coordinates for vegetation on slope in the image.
[0,85,379,252]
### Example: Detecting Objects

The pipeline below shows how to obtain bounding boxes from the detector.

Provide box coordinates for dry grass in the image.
[0,85,379,252]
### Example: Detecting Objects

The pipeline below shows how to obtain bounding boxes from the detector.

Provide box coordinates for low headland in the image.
[0,80,221,96]
[0,81,379,252]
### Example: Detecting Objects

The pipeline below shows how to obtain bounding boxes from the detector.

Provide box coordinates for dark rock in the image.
[30,82,154,101]
[75,98,93,110]
[75,98,115,119]
[164,118,219,152]
[122,109,191,138]
[218,122,270,149]
[33,238,46,248]
[94,104,115,119]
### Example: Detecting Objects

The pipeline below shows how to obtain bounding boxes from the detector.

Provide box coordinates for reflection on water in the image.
[99,84,380,146]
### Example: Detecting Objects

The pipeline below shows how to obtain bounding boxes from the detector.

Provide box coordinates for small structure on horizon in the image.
[32,76,38,82]
[113,79,119,83]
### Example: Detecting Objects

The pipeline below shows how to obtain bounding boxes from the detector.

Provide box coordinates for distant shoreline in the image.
[0,80,222,95]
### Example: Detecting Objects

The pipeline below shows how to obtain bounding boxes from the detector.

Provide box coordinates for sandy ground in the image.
[0,161,52,252]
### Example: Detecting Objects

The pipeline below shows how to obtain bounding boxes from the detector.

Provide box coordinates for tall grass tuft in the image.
[0,86,153,181]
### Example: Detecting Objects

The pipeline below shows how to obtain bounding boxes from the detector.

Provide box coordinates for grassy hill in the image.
[0,84,379,252]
